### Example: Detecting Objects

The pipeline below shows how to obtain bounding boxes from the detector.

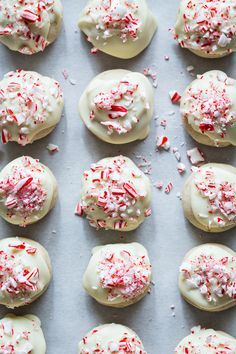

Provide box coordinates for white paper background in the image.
[0,0,235,352]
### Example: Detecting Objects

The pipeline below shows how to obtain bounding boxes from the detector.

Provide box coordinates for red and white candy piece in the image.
[156,136,170,150]
[187,147,205,165]
[169,90,181,104]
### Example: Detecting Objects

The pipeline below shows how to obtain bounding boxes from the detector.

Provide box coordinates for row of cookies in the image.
[0,236,235,351]
[1,0,236,60]
[0,153,235,235]
[1,68,235,148]
[1,314,236,353]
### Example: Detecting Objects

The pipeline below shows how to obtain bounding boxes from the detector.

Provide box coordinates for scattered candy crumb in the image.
[165,182,173,194]
[143,66,158,88]
[46,143,59,153]
[169,90,181,104]
[187,147,205,165]
[156,136,170,150]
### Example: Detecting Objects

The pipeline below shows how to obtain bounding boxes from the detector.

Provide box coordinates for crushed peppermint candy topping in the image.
[81,328,147,354]
[0,70,63,145]
[180,253,236,303]
[0,242,39,302]
[0,157,47,223]
[143,66,158,88]
[97,249,151,301]
[194,168,236,224]
[0,319,33,353]
[90,80,145,135]
[175,327,236,353]
[187,147,205,165]
[173,147,181,161]
[86,0,141,43]
[0,0,59,54]
[79,157,151,230]
[182,74,236,139]
[174,0,236,55]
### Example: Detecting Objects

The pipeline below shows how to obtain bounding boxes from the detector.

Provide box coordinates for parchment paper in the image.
[0,0,235,352]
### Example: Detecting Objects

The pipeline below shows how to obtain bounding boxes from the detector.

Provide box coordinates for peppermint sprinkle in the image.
[87,0,141,43]
[90,80,142,135]
[169,90,181,104]
[46,143,59,153]
[195,168,236,224]
[98,249,151,301]
[180,253,236,302]
[156,136,170,150]
[187,147,205,165]
[165,182,173,194]
[0,157,47,223]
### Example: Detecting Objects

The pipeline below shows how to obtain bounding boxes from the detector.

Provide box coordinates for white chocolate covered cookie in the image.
[79,69,154,144]
[175,326,236,353]
[78,0,157,59]
[174,0,236,58]
[0,70,64,145]
[0,156,58,227]
[77,155,151,231]
[0,0,63,55]
[0,313,46,353]
[179,243,236,312]
[0,237,52,308]
[83,242,151,307]
[78,323,146,353]
[182,163,236,232]
[181,71,236,147]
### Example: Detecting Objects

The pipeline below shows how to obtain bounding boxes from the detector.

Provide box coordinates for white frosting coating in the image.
[0,0,63,54]
[78,323,146,353]
[0,237,52,308]
[78,155,151,231]
[79,69,154,144]
[181,71,236,147]
[0,70,64,146]
[0,156,58,227]
[179,243,236,312]
[183,163,236,232]
[174,0,236,58]
[175,326,236,353]
[78,0,157,59]
[0,313,46,353]
[83,242,151,307]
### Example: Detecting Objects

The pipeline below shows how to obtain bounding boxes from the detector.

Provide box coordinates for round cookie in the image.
[78,323,146,353]
[0,0,63,55]
[79,69,154,144]
[174,0,236,58]
[0,313,46,353]
[83,242,152,308]
[181,71,236,147]
[179,243,236,312]
[78,155,152,231]
[182,163,236,232]
[0,156,58,227]
[0,237,52,308]
[0,70,64,145]
[78,0,157,59]
[175,326,236,353]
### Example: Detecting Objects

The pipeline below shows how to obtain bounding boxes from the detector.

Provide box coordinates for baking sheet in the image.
[0,0,236,352]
